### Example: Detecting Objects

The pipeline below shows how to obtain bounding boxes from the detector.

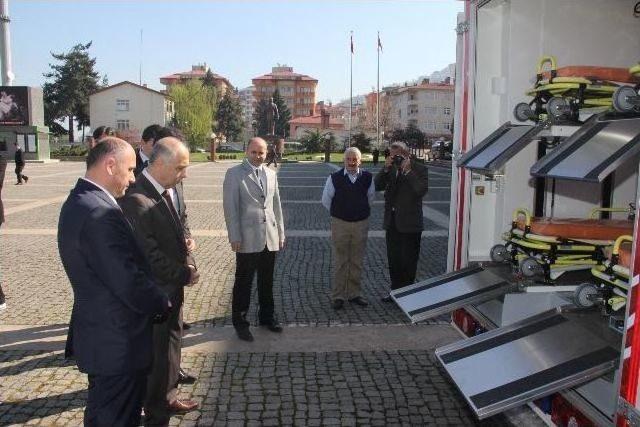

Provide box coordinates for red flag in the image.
[350,33,354,54]
[378,32,382,53]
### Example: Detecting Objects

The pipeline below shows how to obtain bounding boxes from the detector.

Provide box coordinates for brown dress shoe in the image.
[168,399,199,414]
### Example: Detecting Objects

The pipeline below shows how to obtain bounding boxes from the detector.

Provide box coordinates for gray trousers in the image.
[330,217,369,301]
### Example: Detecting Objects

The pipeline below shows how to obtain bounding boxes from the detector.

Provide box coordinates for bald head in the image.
[85,137,136,198]
[148,136,190,189]
[246,137,267,167]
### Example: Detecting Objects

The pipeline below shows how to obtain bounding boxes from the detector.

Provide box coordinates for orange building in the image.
[160,64,232,96]
[252,66,318,118]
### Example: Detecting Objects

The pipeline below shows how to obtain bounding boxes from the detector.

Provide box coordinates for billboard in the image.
[0,86,29,126]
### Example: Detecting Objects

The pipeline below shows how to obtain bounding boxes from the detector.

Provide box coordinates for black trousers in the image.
[232,247,276,328]
[15,165,27,183]
[84,372,147,427]
[386,220,422,290]
[144,304,182,426]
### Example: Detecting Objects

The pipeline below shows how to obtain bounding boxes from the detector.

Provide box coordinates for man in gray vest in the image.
[322,147,375,310]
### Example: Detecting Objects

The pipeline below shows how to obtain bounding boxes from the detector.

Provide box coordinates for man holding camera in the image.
[374,141,428,301]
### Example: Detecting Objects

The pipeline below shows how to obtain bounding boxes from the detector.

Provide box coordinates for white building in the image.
[89,81,174,143]
[385,80,454,138]
[238,86,255,131]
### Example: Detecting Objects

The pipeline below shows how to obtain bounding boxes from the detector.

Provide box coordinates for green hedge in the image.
[51,145,88,157]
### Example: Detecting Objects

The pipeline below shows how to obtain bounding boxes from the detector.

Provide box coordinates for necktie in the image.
[162,190,180,225]
[255,169,264,191]
[143,160,149,168]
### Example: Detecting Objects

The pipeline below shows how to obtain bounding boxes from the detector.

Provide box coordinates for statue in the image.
[266,97,279,136]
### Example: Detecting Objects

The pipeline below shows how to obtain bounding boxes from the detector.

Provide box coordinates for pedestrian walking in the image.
[13,142,28,185]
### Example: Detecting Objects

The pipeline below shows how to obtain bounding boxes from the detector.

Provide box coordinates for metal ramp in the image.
[530,113,640,182]
[435,309,619,419]
[391,265,517,323]
[457,122,543,174]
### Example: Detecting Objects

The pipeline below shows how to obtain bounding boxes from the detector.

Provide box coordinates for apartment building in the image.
[385,79,454,138]
[89,81,174,143]
[238,86,256,134]
[160,64,233,96]
[252,66,318,118]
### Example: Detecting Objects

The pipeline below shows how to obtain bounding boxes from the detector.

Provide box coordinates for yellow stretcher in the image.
[490,207,634,283]
[513,56,640,122]
[574,235,632,313]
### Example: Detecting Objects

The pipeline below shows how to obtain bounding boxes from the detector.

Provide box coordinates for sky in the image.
[9,1,463,103]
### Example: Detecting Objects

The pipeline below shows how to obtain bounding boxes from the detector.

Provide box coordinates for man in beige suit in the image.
[223,137,285,342]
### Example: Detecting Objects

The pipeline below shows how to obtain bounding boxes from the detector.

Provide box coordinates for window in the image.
[409,105,419,115]
[443,122,452,130]
[427,121,436,130]
[425,106,438,115]
[116,99,130,111]
[398,109,402,118]
[409,93,416,101]
[408,119,418,127]
[444,107,451,115]
[116,120,130,130]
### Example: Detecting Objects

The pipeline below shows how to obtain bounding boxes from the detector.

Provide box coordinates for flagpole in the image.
[349,30,353,148]
[376,31,380,150]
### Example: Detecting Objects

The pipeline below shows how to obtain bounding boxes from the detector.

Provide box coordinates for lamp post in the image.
[323,132,332,163]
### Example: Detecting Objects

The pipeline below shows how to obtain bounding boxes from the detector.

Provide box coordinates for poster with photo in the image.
[0,86,29,126]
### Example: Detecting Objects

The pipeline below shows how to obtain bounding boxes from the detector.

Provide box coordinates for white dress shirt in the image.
[143,169,178,212]
[321,168,376,211]
[249,163,266,193]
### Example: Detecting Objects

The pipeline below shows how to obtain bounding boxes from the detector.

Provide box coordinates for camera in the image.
[392,155,404,167]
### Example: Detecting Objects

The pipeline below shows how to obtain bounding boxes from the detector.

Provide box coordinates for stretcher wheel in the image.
[546,96,570,119]
[513,102,534,122]
[612,86,639,113]
[574,283,600,308]
[490,244,509,263]
[519,257,543,278]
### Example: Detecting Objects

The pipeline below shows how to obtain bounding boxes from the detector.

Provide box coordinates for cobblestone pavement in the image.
[0,160,518,426]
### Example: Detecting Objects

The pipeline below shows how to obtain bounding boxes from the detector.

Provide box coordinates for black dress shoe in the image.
[349,296,369,307]
[178,368,196,384]
[381,295,393,303]
[236,327,254,342]
[183,322,192,330]
[332,299,344,310]
[261,321,283,333]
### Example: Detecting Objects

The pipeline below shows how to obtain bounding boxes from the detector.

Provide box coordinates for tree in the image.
[170,80,216,150]
[43,42,102,143]
[202,69,217,88]
[215,92,244,142]
[351,132,373,153]
[300,129,331,153]
[404,123,426,148]
[253,89,292,138]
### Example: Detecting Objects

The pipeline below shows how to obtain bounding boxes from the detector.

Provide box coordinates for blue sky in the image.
[10,1,463,103]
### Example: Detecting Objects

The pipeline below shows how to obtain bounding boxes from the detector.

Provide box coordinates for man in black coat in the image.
[58,137,170,426]
[13,142,28,184]
[374,141,429,301]
[135,124,163,177]
[120,137,200,425]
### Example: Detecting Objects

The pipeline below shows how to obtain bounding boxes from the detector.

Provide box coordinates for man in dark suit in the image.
[374,141,429,301]
[13,142,28,184]
[120,137,200,425]
[58,137,170,426]
[136,125,197,384]
[135,124,163,176]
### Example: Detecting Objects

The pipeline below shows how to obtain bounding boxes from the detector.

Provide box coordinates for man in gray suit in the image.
[223,137,285,342]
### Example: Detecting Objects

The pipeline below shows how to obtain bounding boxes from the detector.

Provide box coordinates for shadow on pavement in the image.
[0,390,86,424]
